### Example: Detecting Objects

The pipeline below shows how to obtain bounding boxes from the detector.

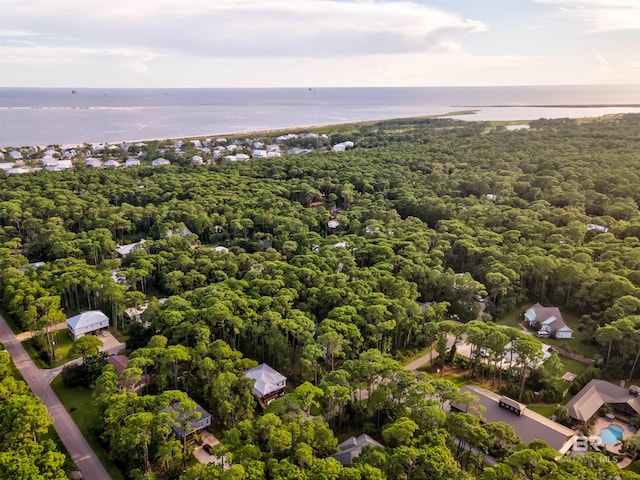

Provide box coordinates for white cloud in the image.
[0,44,161,74]
[534,0,640,32]
[1,0,485,59]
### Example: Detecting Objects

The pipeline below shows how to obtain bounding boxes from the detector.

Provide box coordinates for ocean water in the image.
[1,85,639,147]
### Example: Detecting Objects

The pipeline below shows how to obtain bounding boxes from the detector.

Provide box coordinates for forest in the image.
[1,114,640,479]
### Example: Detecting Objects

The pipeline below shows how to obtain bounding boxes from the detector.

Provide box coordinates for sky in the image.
[1,0,639,88]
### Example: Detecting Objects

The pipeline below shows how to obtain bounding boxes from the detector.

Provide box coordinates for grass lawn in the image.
[398,346,431,366]
[23,332,80,369]
[497,306,599,359]
[625,460,640,474]
[558,355,588,377]
[527,404,556,418]
[50,375,125,480]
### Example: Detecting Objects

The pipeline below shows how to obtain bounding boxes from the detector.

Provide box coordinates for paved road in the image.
[0,314,112,480]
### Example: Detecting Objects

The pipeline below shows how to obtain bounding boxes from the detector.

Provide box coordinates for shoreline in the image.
[455,103,640,109]
[48,110,479,150]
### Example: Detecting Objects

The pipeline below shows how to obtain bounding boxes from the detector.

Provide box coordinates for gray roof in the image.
[115,239,146,256]
[453,385,575,453]
[162,400,211,439]
[245,363,286,397]
[565,379,640,422]
[66,310,109,331]
[332,434,383,465]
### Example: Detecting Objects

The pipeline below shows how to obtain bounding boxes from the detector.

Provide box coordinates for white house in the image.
[0,162,15,171]
[125,158,140,167]
[252,149,267,158]
[67,310,110,340]
[115,239,146,257]
[104,159,121,169]
[524,303,573,339]
[587,224,610,233]
[86,157,103,168]
[9,151,23,160]
[152,158,171,167]
[191,155,204,165]
[245,363,287,407]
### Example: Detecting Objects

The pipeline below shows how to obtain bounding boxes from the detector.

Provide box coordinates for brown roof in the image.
[107,355,128,375]
[565,379,640,422]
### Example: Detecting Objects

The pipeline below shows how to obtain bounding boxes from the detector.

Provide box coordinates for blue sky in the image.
[1,0,639,87]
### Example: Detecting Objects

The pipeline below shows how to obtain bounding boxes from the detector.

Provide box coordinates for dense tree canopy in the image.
[2,114,640,478]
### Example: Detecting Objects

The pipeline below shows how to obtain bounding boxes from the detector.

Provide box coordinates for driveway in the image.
[0,314,111,480]
[193,431,227,467]
[98,331,125,354]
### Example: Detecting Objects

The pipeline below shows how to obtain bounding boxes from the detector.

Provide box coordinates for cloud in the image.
[534,0,640,32]
[0,44,161,74]
[1,0,486,59]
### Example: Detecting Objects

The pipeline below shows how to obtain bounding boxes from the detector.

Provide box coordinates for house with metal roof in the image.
[332,434,383,465]
[245,363,287,408]
[66,310,110,340]
[115,239,146,257]
[565,379,640,422]
[452,385,576,455]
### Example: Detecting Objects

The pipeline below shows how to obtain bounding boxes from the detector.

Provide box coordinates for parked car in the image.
[203,444,213,455]
[536,330,550,338]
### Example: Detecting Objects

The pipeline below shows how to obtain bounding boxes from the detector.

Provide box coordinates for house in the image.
[115,239,146,257]
[587,224,610,233]
[212,246,229,253]
[235,153,250,161]
[332,434,383,465]
[103,159,121,169]
[107,355,148,393]
[452,385,576,454]
[267,151,281,158]
[0,162,15,171]
[9,151,23,160]
[162,400,212,440]
[524,303,573,339]
[245,363,287,408]
[252,149,267,158]
[165,226,193,238]
[6,167,30,175]
[565,379,640,422]
[41,156,58,167]
[125,158,140,167]
[152,158,170,167]
[332,141,354,152]
[191,155,204,165]
[67,310,110,340]
[85,157,103,168]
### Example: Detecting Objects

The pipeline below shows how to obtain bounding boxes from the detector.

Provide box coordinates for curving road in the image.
[0,314,112,480]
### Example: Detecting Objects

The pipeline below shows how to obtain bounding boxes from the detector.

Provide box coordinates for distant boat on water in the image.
[71,90,77,94]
